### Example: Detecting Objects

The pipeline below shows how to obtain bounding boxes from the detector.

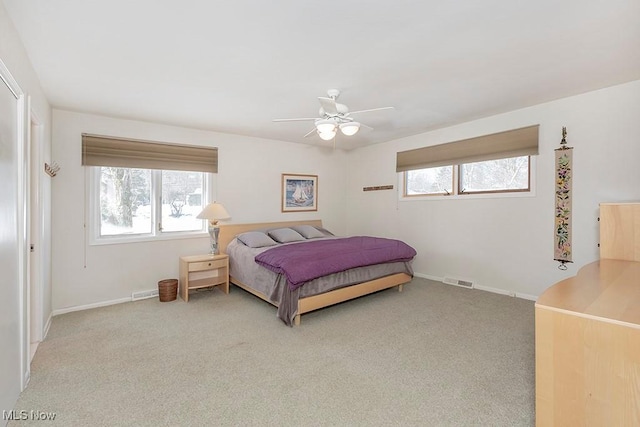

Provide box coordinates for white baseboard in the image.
[43,313,52,339]
[514,292,538,301]
[50,275,538,317]
[52,297,131,316]
[23,369,30,390]
[413,272,538,301]
[414,273,442,282]
[473,284,514,296]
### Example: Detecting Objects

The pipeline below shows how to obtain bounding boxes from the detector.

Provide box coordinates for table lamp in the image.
[197,202,230,254]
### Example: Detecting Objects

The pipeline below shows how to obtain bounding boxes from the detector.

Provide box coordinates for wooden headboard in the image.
[218,220,323,254]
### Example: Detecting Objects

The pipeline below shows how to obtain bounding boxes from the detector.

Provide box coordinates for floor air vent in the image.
[132,289,159,301]
[442,277,474,289]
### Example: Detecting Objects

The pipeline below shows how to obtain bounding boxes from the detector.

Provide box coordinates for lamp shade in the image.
[340,122,360,136]
[197,202,230,221]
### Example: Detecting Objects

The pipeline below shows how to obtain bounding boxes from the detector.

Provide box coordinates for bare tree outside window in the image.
[460,156,529,193]
[97,167,208,238]
[100,167,151,235]
[403,156,530,197]
[406,166,453,195]
[161,170,204,232]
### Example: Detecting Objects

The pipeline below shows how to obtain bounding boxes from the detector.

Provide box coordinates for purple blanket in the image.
[254,236,417,290]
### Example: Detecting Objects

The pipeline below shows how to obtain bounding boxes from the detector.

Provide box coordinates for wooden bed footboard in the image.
[294,272,411,325]
[231,272,411,326]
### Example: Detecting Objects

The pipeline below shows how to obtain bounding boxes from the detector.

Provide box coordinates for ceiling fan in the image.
[273,89,394,141]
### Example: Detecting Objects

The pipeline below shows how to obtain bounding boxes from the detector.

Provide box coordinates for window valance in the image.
[396,125,539,172]
[81,133,218,173]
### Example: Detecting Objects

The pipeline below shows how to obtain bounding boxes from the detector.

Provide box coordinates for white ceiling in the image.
[4,0,640,149]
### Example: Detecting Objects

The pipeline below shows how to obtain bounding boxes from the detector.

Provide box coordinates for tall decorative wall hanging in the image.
[554,127,573,270]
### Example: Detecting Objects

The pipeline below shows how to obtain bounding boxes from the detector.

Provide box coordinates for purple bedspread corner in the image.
[254,236,416,290]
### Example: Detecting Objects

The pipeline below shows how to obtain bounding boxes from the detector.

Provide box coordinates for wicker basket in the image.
[158,279,178,302]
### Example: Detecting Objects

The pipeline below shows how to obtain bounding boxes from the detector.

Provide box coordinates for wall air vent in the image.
[442,277,474,289]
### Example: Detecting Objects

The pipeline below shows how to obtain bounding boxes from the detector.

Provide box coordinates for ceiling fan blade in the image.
[348,106,395,115]
[272,117,318,122]
[360,123,373,131]
[303,128,317,138]
[318,97,338,115]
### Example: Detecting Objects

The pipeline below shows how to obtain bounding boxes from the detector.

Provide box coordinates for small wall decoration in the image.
[282,173,318,212]
[554,127,573,270]
[363,185,394,192]
[44,161,60,177]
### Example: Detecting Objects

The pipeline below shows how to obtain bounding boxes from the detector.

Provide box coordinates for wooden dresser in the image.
[535,202,640,426]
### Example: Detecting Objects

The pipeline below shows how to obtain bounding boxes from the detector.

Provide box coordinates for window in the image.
[405,166,453,196]
[99,167,152,236]
[460,156,530,194]
[82,133,219,244]
[397,125,538,198]
[92,166,213,242]
[403,156,531,197]
[160,170,207,232]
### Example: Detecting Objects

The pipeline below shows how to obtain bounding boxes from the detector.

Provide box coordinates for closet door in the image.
[0,66,22,412]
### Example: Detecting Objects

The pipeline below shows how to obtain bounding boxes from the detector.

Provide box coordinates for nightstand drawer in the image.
[189,259,227,272]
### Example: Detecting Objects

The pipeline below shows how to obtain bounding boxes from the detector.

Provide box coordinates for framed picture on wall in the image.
[281,173,318,212]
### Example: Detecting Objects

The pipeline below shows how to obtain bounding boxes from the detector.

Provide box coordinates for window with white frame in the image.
[404,156,530,196]
[95,167,212,238]
[82,134,218,243]
[397,126,538,198]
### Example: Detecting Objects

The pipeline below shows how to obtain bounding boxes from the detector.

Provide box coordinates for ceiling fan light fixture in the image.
[339,122,360,136]
[273,90,394,141]
[315,119,337,134]
[317,129,336,141]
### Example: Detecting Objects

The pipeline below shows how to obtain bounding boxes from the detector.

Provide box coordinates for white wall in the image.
[51,110,347,311]
[345,80,640,298]
[0,2,52,418]
[52,81,640,311]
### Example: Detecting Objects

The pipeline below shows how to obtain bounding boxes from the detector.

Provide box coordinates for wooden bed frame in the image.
[218,220,412,326]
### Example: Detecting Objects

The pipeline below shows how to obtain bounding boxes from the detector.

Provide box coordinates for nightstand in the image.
[179,254,229,302]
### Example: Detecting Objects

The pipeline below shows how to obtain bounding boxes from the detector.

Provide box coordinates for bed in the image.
[218,220,416,326]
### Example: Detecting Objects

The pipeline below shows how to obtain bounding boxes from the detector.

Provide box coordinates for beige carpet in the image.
[10,278,535,426]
